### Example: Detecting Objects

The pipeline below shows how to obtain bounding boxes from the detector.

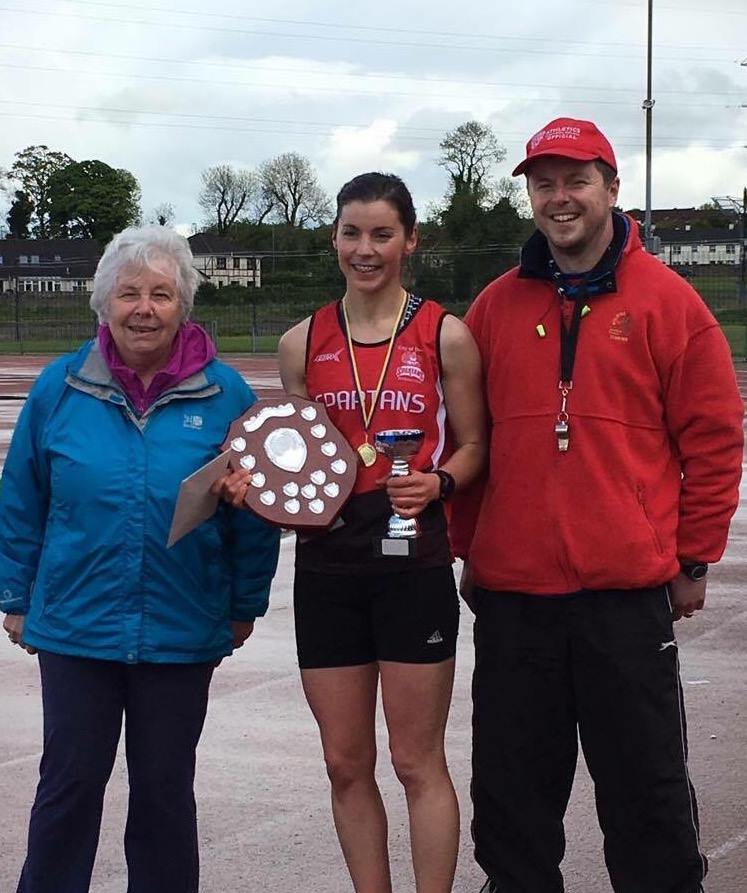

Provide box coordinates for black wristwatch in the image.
[679,562,708,582]
[433,469,456,502]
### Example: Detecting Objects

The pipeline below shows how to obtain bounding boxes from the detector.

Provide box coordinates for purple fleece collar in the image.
[98,321,217,415]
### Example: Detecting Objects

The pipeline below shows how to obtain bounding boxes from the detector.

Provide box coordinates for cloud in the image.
[1,0,745,228]
[622,145,747,210]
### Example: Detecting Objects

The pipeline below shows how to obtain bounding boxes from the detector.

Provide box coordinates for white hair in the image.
[90,225,199,323]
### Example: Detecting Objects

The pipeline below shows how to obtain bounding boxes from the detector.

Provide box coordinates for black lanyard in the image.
[554,280,588,452]
[559,282,588,385]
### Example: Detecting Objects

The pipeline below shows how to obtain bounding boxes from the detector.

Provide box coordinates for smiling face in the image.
[107,256,183,375]
[332,199,417,297]
[527,157,619,272]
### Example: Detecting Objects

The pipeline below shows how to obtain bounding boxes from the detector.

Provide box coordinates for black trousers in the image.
[472,586,707,893]
[17,652,214,893]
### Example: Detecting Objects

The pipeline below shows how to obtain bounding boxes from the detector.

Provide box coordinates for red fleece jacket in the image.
[450,223,744,594]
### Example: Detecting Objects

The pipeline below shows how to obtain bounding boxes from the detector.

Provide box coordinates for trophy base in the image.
[375,537,418,558]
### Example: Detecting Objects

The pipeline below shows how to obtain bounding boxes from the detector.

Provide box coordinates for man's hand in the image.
[3,614,37,654]
[231,620,255,649]
[379,471,440,519]
[459,560,476,614]
[210,469,253,509]
[668,574,707,621]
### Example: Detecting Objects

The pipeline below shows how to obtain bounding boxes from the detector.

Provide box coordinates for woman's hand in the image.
[210,469,253,509]
[379,470,440,519]
[3,614,37,655]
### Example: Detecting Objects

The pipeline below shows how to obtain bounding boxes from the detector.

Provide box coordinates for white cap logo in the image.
[530,129,547,150]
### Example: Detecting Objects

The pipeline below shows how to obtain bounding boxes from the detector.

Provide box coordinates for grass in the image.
[722,325,747,359]
[0,335,283,356]
[218,334,280,353]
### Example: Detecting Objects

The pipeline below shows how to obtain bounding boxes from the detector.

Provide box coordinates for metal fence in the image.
[1,248,745,357]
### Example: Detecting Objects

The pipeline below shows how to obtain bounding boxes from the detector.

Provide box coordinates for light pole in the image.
[643,0,655,252]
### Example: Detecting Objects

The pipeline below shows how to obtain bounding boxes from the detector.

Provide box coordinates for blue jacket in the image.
[0,340,280,664]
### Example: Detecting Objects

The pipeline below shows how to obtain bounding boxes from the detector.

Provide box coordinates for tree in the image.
[437,121,506,206]
[198,165,265,235]
[151,202,175,227]
[8,145,74,237]
[6,190,34,239]
[259,152,332,228]
[495,176,531,218]
[48,160,141,243]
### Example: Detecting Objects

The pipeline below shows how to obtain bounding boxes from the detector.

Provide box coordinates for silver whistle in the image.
[555,419,570,452]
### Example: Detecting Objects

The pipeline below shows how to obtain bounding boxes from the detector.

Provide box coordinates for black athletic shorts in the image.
[294,565,460,669]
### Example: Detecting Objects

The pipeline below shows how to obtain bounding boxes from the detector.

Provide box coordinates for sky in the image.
[0,0,745,233]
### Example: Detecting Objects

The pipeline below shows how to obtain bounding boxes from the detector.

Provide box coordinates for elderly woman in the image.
[0,226,280,893]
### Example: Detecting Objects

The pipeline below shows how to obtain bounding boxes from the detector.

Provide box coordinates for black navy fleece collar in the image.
[517,211,630,299]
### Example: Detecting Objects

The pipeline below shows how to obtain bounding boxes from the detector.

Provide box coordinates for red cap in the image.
[512,117,617,176]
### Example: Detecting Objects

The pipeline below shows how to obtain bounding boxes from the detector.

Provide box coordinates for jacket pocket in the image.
[636,483,663,555]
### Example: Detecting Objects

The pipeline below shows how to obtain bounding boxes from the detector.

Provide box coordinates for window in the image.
[22,279,34,292]
[0,255,4,265]
[216,257,227,270]
[71,280,86,292]
[709,245,717,253]
[217,280,224,288]
[726,244,736,254]
[672,246,682,256]
[54,255,61,262]
[31,255,40,264]
[233,257,241,269]
[19,255,28,264]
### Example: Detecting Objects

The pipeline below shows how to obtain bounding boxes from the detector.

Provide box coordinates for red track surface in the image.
[0,354,283,473]
[1,355,746,473]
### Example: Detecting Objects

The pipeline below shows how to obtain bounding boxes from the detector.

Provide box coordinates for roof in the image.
[188,233,255,256]
[626,207,738,227]
[0,239,101,278]
[654,228,742,244]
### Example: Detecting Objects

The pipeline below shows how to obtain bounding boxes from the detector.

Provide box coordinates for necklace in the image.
[341,289,408,467]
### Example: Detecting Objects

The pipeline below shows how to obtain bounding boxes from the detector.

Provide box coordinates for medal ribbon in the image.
[342,289,408,440]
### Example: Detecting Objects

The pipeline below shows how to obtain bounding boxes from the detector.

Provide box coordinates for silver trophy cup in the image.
[374,428,425,557]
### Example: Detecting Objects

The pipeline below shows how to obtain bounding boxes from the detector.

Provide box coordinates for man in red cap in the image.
[452,117,744,892]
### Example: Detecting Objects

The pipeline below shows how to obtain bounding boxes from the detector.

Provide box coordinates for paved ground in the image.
[0,355,282,474]
[0,355,746,891]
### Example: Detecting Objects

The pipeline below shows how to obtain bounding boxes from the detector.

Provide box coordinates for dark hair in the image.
[594,159,618,186]
[335,172,417,236]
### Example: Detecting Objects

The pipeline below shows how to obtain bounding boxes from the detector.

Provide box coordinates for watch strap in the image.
[679,562,708,582]
[433,469,456,502]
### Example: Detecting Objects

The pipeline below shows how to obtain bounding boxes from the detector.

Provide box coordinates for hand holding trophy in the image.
[374,428,425,557]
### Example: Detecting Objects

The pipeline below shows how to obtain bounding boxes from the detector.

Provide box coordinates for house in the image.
[188,234,261,288]
[625,206,744,267]
[0,239,101,294]
[651,227,743,267]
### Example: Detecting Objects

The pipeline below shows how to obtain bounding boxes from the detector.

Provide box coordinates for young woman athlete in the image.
[220,172,485,892]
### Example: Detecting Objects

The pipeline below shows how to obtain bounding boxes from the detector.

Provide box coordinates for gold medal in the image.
[342,290,408,470]
[357,442,378,467]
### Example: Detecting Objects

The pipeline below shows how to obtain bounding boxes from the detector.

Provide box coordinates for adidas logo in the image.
[426,630,444,645]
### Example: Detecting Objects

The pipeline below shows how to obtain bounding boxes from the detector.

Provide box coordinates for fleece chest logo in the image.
[183,412,204,430]
[609,311,633,343]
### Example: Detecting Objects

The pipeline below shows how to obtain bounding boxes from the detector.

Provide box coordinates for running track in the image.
[1,355,746,473]
[0,355,283,474]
